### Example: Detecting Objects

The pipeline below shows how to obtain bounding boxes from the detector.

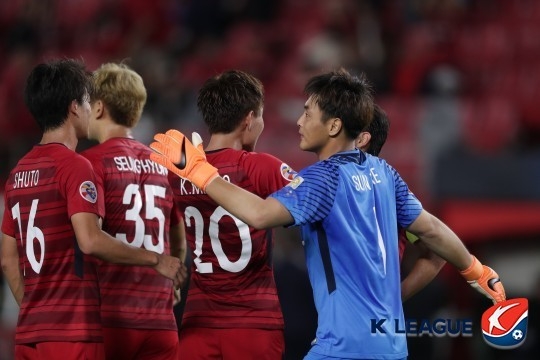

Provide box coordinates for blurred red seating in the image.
[459,96,518,154]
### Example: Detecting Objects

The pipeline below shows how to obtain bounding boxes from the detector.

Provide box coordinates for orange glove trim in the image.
[460,255,506,304]
[460,255,483,281]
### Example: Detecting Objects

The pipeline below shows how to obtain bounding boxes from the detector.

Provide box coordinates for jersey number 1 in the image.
[12,200,44,275]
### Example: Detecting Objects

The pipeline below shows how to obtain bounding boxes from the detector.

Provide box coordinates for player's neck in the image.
[317,139,356,161]
[205,133,243,151]
[97,123,133,143]
[40,127,78,151]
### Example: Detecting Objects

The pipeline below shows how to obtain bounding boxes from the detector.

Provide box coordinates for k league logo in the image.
[481,298,528,349]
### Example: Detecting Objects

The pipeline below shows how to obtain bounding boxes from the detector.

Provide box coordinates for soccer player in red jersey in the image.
[169,70,295,359]
[0,59,184,360]
[356,104,446,301]
[81,62,188,360]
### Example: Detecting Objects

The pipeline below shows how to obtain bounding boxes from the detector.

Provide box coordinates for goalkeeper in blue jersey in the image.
[356,104,447,302]
[150,68,506,360]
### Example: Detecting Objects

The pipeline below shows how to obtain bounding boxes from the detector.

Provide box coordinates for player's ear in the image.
[328,117,342,137]
[69,99,79,116]
[92,100,104,119]
[242,110,256,132]
[356,131,371,150]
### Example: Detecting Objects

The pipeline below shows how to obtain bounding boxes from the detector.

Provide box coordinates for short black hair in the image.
[365,104,390,156]
[304,68,374,139]
[197,70,264,134]
[24,58,93,132]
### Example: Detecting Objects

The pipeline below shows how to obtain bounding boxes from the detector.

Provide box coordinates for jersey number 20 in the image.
[184,206,252,274]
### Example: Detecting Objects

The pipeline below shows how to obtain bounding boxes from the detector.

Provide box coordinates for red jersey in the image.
[1,144,104,344]
[398,228,407,262]
[170,148,295,330]
[81,138,179,330]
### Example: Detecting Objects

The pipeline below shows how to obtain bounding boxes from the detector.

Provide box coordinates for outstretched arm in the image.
[205,177,293,229]
[406,209,505,304]
[150,129,293,229]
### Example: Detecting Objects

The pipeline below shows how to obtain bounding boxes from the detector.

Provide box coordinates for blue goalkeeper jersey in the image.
[270,149,422,359]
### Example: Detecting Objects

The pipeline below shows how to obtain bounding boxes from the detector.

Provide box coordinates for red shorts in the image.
[103,327,180,360]
[15,342,105,360]
[179,327,284,360]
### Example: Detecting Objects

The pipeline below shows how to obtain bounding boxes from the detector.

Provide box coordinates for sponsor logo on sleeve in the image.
[481,298,528,349]
[280,163,298,181]
[287,176,304,189]
[79,181,98,203]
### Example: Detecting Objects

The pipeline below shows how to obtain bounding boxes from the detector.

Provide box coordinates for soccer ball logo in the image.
[481,298,528,349]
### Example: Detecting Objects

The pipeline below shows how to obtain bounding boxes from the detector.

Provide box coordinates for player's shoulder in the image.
[297,160,327,180]
[365,152,389,166]
[80,140,108,160]
[241,150,285,167]
[365,152,398,175]
[291,161,336,192]
[82,138,146,156]
[60,149,94,171]
[33,145,95,181]
[46,144,93,166]
[244,151,298,178]
[13,145,79,170]
[301,154,344,178]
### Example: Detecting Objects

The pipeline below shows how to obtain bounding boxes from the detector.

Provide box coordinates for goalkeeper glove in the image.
[460,255,506,304]
[150,130,219,191]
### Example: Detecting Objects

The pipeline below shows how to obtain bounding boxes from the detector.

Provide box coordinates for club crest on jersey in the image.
[79,181,97,203]
[280,163,298,181]
[481,298,528,349]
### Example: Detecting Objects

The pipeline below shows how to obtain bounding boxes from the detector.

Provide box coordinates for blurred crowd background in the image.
[1,0,540,359]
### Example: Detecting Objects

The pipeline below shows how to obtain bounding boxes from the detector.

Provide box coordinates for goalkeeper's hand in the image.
[460,255,506,304]
[150,129,219,191]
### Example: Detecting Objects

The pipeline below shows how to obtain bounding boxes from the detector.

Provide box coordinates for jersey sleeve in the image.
[80,149,106,217]
[243,153,297,197]
[62,155,104,218]
[1,190,15,237]
[270,162,337,226]
[390,164,423,228]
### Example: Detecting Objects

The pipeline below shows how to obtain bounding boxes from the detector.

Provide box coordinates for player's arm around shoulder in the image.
[205,176,293,229]
[71,212,183,287]
[170,217,188,290]
[242,152,298,195]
